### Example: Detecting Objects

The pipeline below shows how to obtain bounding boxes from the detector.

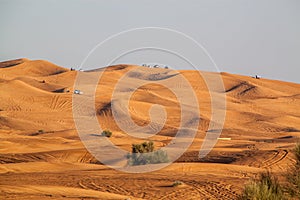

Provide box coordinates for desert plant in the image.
[127,141,169,166]
[286,167,300,198]
[172,181,183,187]
[101,130,112,138]
[285,143,300,198]
[294,143,300,166]
[238,171,285,200]
[132,141,154,153]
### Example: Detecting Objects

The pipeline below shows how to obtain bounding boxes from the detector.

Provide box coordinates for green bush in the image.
[132,141,154,153]
[101,130,112,137]
[127,141,169,166]
[172,181,183,187]
[294,143,300,166]
[239,143,300,199]
[238,171,285,200]
[286,167,300,198]
[286,143,300,198]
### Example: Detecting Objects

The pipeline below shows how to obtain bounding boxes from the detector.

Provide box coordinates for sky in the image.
[1,0,299,83]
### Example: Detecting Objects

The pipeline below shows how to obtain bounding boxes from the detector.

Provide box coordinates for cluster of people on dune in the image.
[141,63,169,69]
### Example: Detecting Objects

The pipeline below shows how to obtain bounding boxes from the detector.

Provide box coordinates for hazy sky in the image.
[1,0,299,83]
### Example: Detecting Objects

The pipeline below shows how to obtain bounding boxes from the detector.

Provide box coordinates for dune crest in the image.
[0,58,299,199]
[0,59,69,80]
[0,58,29,68]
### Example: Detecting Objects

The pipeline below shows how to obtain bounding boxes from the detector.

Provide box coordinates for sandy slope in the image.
[0,58,299,199]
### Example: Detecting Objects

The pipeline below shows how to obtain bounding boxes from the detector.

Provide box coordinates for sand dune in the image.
[0,58,299,199]
[0,59,68,78]
[0,58,29,68]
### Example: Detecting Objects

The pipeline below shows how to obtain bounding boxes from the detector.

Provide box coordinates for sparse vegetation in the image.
[172,181,183,187]
[101,130,112,138]
[238,171,285,200]
[239,143,300,199]
[285,143,300,198]
[132,141,154,153]
[294,143,300,165]
[127,141,169,166]
[286,167,300,198]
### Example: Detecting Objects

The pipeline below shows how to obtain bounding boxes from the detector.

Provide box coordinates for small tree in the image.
[128,141,169,166]
[132,141,154,153]
[101,130,112,138]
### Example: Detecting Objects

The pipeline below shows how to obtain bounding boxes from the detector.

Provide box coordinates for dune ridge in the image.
[0,58,299,199]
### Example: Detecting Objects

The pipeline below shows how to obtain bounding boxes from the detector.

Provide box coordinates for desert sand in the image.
[0,58,299,199]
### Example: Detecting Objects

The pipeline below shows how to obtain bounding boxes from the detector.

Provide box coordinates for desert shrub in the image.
[294,143,300,166]
[239,143,300,199]
[172,181,183,187]
[285,143,300,198]
[101,130,112,137]
[38,129,44,134]
[127,141,169,166]
[286,167,300,198]
[132,141,154,153]
[238,171,285,200]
